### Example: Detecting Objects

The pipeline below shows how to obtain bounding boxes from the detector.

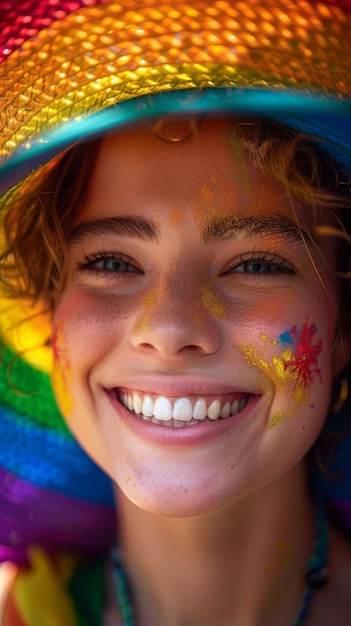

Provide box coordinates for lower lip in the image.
[105,390,261,447]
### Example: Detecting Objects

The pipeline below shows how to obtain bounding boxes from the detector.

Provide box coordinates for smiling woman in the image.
[1,2,351,626]
[44,119,348,505]
[2,113,351,624]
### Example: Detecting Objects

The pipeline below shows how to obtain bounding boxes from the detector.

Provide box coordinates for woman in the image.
[1,1,351,624]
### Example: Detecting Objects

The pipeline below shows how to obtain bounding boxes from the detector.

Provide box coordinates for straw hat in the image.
[1,0,351,564]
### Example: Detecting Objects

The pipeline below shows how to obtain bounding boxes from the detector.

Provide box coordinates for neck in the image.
[116,462,314,626]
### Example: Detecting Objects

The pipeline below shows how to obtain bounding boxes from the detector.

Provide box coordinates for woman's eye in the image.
[78,253,141,275]
[225,255,296,275]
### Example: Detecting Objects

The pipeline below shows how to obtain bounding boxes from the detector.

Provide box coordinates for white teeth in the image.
[220,402,231,418]
[154,396,173,421]
[119,391,249,425]
[133,392,143,414]
[152,418,165,426]
[174,419,185,428]
[193,398,207,420]
[231,399,239,415]
[239,397,248,411]
[173,398,193,422]
[142,395,154,417]
[207,399,221,420]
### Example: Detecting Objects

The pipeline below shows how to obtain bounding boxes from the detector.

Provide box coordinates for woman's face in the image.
[53,117,345,516]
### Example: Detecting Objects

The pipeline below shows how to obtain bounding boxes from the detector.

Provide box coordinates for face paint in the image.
[133,291,159,334]
[169,208,184,226]
[51,321,72,416]
[249,319,322,390]
[192,182,218,226]
[268,412,283,429]
[244,319,323,427]
[200,285,227,319]
[276,321,323,387]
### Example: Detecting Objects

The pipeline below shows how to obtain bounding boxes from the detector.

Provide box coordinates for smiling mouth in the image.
[114,390,250,428]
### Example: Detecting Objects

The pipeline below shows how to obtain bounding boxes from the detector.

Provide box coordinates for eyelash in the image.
[77,252,140,277]
[223,253,297,276]
[76,251,296,280]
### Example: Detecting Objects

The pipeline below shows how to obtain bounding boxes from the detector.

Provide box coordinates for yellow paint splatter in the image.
[243,338,308,428]
[268,413,283,428]
[201,286,226,319]
[272,349,295,383]
[133,291,158,333]
[262,333,277,346]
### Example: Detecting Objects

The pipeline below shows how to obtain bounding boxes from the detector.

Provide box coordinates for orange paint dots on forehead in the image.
[192,180,227,227]
[169,208,184,226]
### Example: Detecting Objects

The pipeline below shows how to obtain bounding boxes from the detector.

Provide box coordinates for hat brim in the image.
[1,87,351,196]
[1,0,351,196]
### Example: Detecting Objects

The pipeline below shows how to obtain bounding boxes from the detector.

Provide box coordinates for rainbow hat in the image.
[1,0,351,564]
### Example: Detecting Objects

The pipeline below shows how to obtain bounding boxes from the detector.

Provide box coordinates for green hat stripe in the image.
[0,338,71,436]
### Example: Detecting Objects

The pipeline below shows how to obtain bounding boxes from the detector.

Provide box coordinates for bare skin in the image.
[103,481,351,626]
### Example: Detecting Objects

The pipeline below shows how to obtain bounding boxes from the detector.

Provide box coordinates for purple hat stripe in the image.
[0,465,116,564]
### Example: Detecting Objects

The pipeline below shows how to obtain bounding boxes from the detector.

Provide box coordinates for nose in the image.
[131,278,224,359]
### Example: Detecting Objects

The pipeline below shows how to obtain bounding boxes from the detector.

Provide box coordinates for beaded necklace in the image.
[111,506,328,626]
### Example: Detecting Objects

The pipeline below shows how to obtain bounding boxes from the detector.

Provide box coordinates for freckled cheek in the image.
[221,292,297,343]
[52,291,135,370]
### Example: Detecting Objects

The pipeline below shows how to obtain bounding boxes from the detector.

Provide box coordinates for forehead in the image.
[81,116,294,225]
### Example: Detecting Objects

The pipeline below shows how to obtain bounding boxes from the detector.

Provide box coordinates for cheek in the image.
[51,291,128,419]
[225,288,336,406]
[257,324,332,431]
[52,290,132,369]
[244,319,325,387]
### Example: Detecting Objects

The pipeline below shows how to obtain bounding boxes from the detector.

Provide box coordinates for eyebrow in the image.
[68,216,159,243]
[201,214,308,244]
[68,213,309,247]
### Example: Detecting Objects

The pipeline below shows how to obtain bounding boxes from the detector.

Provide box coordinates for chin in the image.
[119,486,229,518]
[112,461,249,518]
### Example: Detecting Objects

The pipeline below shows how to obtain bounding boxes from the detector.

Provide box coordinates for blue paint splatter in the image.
[278,331,294,344]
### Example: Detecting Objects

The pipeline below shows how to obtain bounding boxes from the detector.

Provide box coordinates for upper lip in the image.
[105,375,259,397]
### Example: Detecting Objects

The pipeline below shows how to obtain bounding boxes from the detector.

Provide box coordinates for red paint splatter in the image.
[281,322,322,387]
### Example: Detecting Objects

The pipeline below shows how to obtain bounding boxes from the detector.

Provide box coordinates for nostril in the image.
[179,344,205,354]
[131,316,223,357]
